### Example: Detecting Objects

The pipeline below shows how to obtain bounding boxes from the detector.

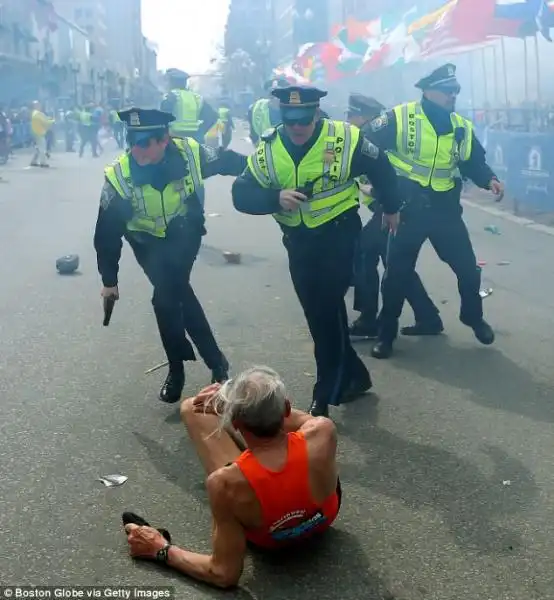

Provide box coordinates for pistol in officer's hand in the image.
[279,189,307,211]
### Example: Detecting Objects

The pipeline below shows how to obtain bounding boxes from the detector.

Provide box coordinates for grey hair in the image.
[213,366,287,435]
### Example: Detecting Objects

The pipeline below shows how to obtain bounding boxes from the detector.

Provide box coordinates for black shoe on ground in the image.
[471,320,495,345]
[401,319,444,336]
[159,367,185,403]
[349,317,379,339]
[211,356,230,383]
[371,340,394,359]
[309,399,329,418]
[340,375,373,405]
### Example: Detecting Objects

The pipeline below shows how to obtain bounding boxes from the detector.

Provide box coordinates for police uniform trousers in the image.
[353,206,439,325]
[127,218,224,370]
[379,190,482,342]
[282,209,371,407]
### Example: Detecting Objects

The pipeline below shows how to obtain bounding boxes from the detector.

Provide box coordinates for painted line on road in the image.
[462,198,554,237]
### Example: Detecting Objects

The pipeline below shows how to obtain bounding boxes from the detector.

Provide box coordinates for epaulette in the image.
[260,127,277,141]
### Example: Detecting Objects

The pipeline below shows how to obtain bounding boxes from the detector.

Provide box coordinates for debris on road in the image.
[440,299,448,304]
[207,213,221,217]
[56,254,80,274]
[145,360,169,375]
[502,480,511,486]
[479,288,493,299]
[477,260,487,267]
[223,251,242,264]
[484,225,501,235]
[497,260,511,266]
[98,474,128,487]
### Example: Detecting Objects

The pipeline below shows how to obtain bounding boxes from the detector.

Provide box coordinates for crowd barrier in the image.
[478,128,553,212]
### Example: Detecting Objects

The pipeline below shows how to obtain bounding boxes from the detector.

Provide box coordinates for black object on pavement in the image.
[56,254,79,274]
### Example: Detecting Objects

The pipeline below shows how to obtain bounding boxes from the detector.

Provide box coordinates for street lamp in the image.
[70,62,81,105]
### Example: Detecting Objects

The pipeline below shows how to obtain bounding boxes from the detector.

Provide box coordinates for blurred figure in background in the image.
[30,101,54,168]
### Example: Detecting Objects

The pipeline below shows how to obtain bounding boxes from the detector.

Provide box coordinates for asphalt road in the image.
[0,134,553,600]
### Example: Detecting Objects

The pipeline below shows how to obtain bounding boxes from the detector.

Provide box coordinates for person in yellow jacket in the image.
[365,64,505,359]
[30,101,54,168]
[247,77,288,145]
[93,108,247,404]
[347,92,442,340]
[160,68,218,144]
[205,102,233,149]
[232,85,402,418]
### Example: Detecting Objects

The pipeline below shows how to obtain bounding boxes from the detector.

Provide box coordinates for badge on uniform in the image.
[204,145,219,162]
[289,91,301,104]
[361,139,379,159]
[100,182,116,208]
[370,114,388,131]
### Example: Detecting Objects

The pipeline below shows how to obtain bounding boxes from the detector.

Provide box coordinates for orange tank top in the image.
[234,431,340,549]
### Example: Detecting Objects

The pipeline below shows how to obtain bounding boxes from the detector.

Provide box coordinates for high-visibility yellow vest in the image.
[111,110,121,122]
[247,119,360,228]
[169,89,201,134]
[207,107,230,138]
[387,101,472,192]
[80,111,92,126]
[251,99,272,136]
[104,138,203,238]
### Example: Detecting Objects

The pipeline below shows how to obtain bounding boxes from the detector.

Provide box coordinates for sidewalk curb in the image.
[462,197,554,237]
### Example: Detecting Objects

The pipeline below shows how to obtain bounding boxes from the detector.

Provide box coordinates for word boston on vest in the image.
[0,586,174,599]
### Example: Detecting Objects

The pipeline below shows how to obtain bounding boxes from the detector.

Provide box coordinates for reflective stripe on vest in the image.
[252,99,272,136]
[247,119,360,228]
[169,89,201,133]
[104,139,203,238]
[387,101,473,192]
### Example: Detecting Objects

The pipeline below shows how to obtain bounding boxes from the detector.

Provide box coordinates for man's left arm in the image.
[459,132,498,189]
[198,99,219,138]
[350,135,401,215]
[199,144,248,178]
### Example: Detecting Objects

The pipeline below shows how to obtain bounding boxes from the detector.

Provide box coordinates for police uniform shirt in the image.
[367,66,496,191]
[232,86,401,220]
[93,110,247,287]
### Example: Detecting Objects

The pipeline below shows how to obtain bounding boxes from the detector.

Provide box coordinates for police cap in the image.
[272,85,327,120]
[348,93,385,118]
[167,68,189,80]
[118,108,175,138]
[415,63,460,92]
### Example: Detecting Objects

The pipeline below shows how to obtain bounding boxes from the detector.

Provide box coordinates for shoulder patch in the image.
[100,181,117,209]
[260,127,277,141]
[370,114,388,132]
[361,138,380,159]
[203,144,219,162]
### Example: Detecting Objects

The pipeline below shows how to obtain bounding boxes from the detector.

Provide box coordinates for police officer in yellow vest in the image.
[160,68,218,144]
[347,92,442,340]
[365,64,505,359]
[110,107,125,149]
[93,108,247,403]
[79,105,99,158]
[247,77,288,145]
[232,86,402,417]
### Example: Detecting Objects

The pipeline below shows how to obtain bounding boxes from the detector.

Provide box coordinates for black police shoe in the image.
[211,356,230,383]
[159,367,185,404]
[349,317,379,339]
[309,399,329,418]
[371,340,394,359]
[471,320,495,345]
[401,319,444,336]
[340,375,373,405]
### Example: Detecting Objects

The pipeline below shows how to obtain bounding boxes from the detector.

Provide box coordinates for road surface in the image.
[0,135,553,600]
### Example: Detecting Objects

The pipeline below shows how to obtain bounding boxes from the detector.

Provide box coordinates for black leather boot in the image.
[159,365,185,403]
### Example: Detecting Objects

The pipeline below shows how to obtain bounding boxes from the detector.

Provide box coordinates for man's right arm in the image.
[364,110,398,151]
[93,181,127,287]
[231,166,281,215]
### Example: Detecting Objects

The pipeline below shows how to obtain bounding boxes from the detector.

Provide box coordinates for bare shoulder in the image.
[206,464,245,503]
[301,416,337,442]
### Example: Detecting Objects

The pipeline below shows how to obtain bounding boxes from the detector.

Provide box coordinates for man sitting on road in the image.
[123,366,341,588]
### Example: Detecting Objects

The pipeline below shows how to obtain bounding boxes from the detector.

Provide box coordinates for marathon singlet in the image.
[234,431,340,549]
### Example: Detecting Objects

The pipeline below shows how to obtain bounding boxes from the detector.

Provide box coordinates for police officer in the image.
[232,86,401,417]
[93,108,247,403]
[247,77,289,145]
[365,64,504,359]
[160,69,218,144]
[347,93,442,339]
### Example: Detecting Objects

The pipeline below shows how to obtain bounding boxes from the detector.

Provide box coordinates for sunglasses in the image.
[283,115,314,127]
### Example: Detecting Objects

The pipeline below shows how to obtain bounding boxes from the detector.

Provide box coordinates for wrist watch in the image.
[156,542,172,563]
